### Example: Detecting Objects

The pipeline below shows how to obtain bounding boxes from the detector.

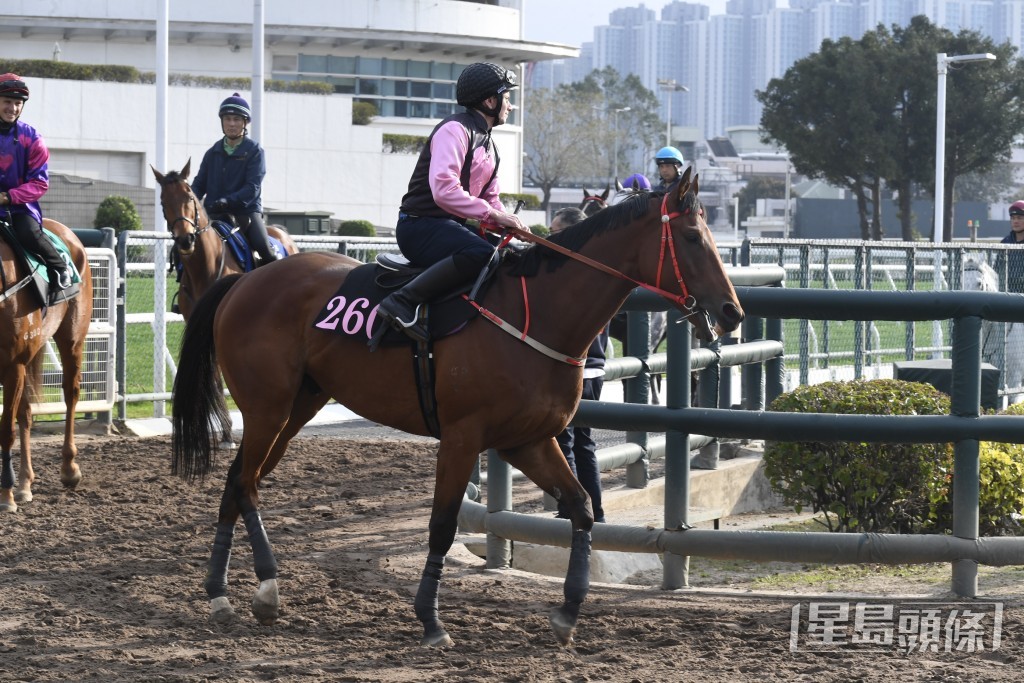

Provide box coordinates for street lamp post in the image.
[612,105,630,182]
[933,52,995,247]
[657,78,689,146]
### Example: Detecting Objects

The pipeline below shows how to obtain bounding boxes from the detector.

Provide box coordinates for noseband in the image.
[166,192,212,251]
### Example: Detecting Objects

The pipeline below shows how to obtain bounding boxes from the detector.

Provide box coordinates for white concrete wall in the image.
[28,78,523,228]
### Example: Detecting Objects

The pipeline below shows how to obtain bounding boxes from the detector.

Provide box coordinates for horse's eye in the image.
[684,229,701,244]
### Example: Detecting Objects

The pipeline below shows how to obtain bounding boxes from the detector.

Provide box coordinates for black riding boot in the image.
[242,212,279,266]
[11,216,70,288]
[370,255,468,348]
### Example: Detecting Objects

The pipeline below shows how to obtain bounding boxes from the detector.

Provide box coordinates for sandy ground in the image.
[1,430,1022,682]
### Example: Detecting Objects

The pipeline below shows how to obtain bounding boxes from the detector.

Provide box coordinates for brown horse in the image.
[151,160,299,320]
[171,169,743,647]
[0,218,92,512]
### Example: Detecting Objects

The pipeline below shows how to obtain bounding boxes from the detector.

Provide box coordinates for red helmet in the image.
[0,73,29,101]
[1010,201,1024,217]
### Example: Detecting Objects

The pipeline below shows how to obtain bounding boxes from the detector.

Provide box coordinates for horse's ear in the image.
[182,158,191,180]
[150,164,164,184]
[600,187,610,200]
[675,166,694,201]
[582,187,591,198]
[615,178,624,192]
[691,171,700,197]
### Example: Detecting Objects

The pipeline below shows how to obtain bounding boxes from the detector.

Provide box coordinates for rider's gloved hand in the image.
[212,198,229,213]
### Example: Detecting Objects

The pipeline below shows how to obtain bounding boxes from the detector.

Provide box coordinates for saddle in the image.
[0,223,80,307]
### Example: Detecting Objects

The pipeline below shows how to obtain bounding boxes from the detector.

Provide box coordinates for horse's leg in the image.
[14,392,34,503]
[501,438,594,647]
[239,391,329,624]
[55,332,84,489]
[414,440,482,648]
[206,449,245,625]
[0,366,25,512]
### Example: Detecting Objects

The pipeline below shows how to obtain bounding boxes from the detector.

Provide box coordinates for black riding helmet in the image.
[456,62,517,123]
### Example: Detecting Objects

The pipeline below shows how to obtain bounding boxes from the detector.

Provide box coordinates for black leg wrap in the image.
[0,451,13,490]
[561,530,592,622]
[243,509,278,582]
[414,553,446,631]
[204,522,235,599]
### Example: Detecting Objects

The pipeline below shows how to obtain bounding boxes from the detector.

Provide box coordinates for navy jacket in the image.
[191,136,265,214]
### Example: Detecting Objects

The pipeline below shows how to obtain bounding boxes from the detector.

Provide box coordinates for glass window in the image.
[433,102,455,118]
[359,57,383,76]
[298,54,327,74]
[410,101,431,118]
[327,55,356,74]
[330,76,356,94]
[410,81,431,98]
[358,78,381,95]
[272,54,297,71]
[408,60,430,78]
[431,62,451,80]
[379,100,396,116]
[385,59,407,76]
[433,82,454,100]
[393,100,408,117]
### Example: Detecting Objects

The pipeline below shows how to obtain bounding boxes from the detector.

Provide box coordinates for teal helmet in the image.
[654,146,685,166]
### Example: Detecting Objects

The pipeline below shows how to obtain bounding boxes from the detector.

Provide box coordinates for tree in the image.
[757,16,1024,242]
[522,87,596,211]
[758,34,899,240]
[523,67,664,210]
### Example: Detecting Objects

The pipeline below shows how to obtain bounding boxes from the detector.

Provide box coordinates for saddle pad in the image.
[312,262,477,347]
[0,224,81,307]
[208,221,288,273]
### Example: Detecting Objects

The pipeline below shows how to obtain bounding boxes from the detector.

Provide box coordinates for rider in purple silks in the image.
[371,62,526,347]
[0,73,71,290]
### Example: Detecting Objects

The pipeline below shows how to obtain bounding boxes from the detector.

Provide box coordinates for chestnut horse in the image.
[0,218,92,512]
[171,169,743,647]
[151,160,299,320]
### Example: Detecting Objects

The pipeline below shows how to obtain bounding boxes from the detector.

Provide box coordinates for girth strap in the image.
[411,306,441,438]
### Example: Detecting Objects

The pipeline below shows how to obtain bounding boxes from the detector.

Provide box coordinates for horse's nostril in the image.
[723,303,744,325]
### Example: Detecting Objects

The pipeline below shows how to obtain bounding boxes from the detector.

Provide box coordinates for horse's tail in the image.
[171,274,243,480]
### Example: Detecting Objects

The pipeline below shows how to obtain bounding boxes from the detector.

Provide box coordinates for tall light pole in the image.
[933,52,995,247]
[931,52,996,362]
[612,106,630,182]
[657,79,689,146]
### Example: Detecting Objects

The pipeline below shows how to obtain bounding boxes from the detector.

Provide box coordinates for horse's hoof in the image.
[0,501,17,514]
[252,579,279,626]
[210,596,236,625]
[420,628,453,648]
[61,466,82,489]
[549,610,577,647]
[14,488,32,503]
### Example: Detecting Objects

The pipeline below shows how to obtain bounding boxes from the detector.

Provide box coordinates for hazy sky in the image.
[522,0,729,47]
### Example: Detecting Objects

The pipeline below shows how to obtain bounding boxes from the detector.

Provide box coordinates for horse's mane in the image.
[505,189,701,278]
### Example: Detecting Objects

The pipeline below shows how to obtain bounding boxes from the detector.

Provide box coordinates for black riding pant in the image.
[234,211,275,262]
[10,213,66,273]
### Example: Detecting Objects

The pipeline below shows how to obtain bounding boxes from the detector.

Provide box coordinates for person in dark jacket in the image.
[0,73,71,290]
[999,200,1024,293]
[191,93,277,266]
[550,206,609,523]
[653,146,685,192]
[370,62,525,347]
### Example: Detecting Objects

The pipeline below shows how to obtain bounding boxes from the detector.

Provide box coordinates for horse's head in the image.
[963,258,999,293]
[642,167,744,341]
[151,158,205,256]
[579,187,610,217]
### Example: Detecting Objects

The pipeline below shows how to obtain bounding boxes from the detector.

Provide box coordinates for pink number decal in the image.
[314,296,347,330]
[341,297,371,335]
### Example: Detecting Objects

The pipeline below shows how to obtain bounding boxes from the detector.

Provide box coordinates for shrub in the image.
[94,196,142,233]
[336,220,376,237]
[929,402,1024,536]
[352,101,377,125]
[763,379,953,533]
[383,133,427,154]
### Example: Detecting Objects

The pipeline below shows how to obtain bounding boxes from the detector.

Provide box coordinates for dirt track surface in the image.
[2,432,1022,682]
